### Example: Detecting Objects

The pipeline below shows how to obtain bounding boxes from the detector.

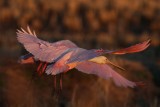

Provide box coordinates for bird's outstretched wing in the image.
[76,61,136,88]
[110,39,150,55]
[67,39,150,63]
[17,27,78,62]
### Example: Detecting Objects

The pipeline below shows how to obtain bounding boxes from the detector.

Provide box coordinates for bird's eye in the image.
[95,49,104,52]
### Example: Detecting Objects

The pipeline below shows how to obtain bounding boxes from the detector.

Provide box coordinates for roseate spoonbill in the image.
[17,27,150,89]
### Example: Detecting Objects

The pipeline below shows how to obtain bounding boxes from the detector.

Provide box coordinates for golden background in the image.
[0,0,160,107]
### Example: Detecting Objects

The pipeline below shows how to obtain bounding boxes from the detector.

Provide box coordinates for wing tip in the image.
[17,26,37,37]
[110,39,151,55]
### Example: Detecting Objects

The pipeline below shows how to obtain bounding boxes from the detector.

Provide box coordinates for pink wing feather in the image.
[67,39,150,64]
[45,48,86,75]
[76,61,136,88]
[17,27,78,62]
[110,39,150,55]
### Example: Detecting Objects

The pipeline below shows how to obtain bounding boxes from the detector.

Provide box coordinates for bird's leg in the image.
[59,70,69,90]
[51,75,58,97]
[54,75,57,92]
[37,62,43,74]
[60,73,63,91]
[40,62,48,75]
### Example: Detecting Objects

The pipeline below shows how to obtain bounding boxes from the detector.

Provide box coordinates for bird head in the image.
[18,54,35,64]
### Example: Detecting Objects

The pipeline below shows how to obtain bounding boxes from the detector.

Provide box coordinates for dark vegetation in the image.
[0,0,160,107]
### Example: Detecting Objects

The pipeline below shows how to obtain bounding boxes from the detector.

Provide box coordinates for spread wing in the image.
[17,27,78,62]
[110,39,150,55]
[76,61,136,88]
[45,48,86,75]
[67,39,150,63]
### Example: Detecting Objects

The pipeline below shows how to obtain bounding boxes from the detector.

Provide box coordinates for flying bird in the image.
[17,27,150,89]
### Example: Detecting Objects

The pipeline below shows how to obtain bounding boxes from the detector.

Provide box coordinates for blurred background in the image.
[0,0,160,107]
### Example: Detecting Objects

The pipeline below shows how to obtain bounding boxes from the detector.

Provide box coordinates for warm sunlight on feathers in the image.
[89,56,107,64]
